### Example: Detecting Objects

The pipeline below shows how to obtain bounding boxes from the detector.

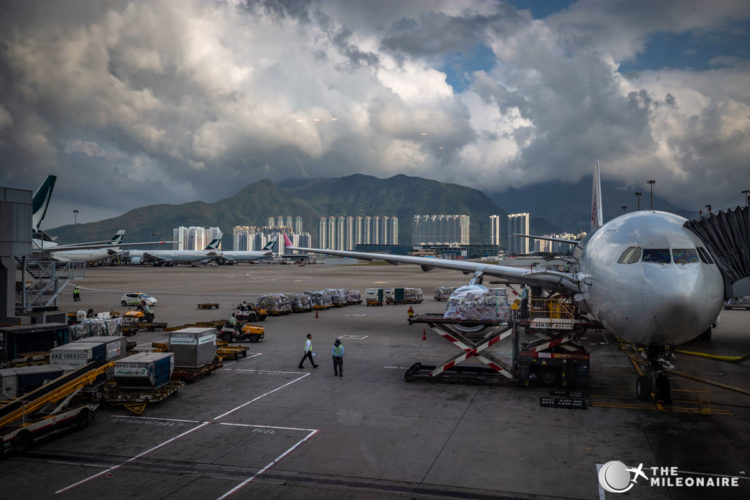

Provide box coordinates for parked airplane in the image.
[219,239,276,264]
[128,238,223,266]
[284,164,726,403]
[48,230,126,263]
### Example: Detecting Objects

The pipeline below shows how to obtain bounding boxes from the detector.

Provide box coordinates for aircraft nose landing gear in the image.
[635,346,673,404]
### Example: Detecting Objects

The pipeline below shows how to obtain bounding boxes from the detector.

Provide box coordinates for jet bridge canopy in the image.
[684,206,750,297]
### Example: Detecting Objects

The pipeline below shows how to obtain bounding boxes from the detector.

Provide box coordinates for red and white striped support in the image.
[428,327,514,379]
[527,333,582,353]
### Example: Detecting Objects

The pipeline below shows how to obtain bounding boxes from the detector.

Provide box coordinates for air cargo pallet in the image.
[406,313,589,389]
[197,303,220,310]
[97,380,184,415]
[172,358,224,382]
[122,322,168,336]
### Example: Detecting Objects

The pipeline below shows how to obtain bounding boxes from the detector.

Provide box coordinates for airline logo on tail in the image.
[263,239,276,252]
[32,175,56,233]
[110,230,125,245]
[205,238,221,250]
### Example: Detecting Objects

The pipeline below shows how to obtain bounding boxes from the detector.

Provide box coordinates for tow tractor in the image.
[235,304,267,322]
[219,322,264,343]
[122,307,168,336]
[406,297,593,389]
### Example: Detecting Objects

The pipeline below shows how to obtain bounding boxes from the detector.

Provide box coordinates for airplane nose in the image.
[641,271,705,345]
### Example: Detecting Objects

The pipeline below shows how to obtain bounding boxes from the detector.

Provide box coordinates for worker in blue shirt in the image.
[298,333,318,369]
[331,338,344,377]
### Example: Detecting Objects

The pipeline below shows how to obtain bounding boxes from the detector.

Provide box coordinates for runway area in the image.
[3,262,750,499]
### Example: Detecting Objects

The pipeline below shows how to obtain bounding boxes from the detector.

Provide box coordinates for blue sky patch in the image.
[440,43,496,92]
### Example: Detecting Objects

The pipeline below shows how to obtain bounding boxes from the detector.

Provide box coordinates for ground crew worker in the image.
[73,285,80,302]
[520,285,529,319]
[298,333,318,369]
[407,306,414,318]
[141,301,153,322]
[332,338,344,377]
[229,312,238,327]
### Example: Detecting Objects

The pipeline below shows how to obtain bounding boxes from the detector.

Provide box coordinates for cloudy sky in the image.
[1,0,749,228]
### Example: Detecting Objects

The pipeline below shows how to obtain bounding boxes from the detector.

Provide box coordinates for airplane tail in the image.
[110,230,125,245]
[32,175,57,233]
[205,238,221,250]
[591,161,603,231]
[263,238,276,252]
[282,233,294,248]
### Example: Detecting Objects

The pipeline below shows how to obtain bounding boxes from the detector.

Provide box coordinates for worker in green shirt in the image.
[332,338,344,377]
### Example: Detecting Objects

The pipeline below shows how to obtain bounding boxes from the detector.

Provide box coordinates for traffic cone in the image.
[421,329,426,341]
[315,310,319,318]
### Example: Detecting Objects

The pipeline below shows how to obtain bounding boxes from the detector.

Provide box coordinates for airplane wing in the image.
[282,236,580,295]
[143,252,171,263]
[514,234,579,245]
[34,240,176,252]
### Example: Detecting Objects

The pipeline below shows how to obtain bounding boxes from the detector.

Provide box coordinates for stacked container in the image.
[73,336,127,362]
[169,328,217,368]
[114,352,174,387]
[50,342,107,367]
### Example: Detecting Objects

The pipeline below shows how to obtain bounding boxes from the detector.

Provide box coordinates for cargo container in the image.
[50,342,107,367]
[113,352,174,387]
[305,290,333,309]
[386,287,423,304]
[256,294,292,315]
[288,293,313,313]
[73,336,127,362]
[0,323,70,368]
[0,365,65,399]
[345,289,362,304]
[325,288,346,307]
[365,288,384,306]
[169,328,217,368]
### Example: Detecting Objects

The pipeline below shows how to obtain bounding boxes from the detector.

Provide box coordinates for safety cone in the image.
[315,310,319,318]
[421,329,426,341]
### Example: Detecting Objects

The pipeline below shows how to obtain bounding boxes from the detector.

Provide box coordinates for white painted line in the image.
[55,421,210,494]
[213,373,310,421]
[216,429,319,500]
[384,366,408,370]
[219,422,317,433]
[111,415,200,424]
[229,369,305,375]
[222,353,263,367]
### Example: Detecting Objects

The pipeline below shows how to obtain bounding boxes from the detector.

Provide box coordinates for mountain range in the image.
[46,174,690,249]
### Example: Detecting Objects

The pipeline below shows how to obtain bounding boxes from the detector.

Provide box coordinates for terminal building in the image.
[412,215,470,246]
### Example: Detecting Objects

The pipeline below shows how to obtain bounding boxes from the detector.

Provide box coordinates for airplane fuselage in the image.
[576,211,724,345]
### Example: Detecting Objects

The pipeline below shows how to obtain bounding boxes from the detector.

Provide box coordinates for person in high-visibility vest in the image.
[407,306,414,318]
[73,285,80,302]
[298,333,318,369]
[331,338,344,377]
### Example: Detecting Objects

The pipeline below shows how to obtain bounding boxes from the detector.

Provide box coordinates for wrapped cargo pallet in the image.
[114,352,174,387]
[365,288,383,306]
[345,289,362,305]
[325,288,346,307]
[169,328,217,368]
[403,288,423,304]
[256,294,292,315]
[434,286,458,301]
[305,290,333,310]
[289,293,313,313]
[69,317,123,340]
[443,285,511,322]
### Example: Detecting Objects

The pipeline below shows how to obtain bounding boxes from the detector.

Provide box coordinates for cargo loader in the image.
[406,300,592,389]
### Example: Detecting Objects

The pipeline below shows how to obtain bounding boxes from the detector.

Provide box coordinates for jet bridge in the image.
[684,206,750,297]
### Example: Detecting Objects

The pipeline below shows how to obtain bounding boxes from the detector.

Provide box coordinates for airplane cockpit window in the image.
[672,249,699,264]
[643,248,671,263]
[697,247,715,264]
[617,247,642,264]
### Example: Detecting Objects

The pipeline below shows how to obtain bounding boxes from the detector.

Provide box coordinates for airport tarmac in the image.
[4,262,750,499]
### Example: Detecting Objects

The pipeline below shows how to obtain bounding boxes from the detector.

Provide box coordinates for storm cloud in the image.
[1,0,748,227]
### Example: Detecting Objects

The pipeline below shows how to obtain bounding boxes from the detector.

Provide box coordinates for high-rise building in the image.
[318,215,399,249]
[293,216,303,234]
[412,215,470,245]
[489,215,502,246]
[318,217,327,248]
[507,213,530,254]
[232,225,310,255]
[267,216,275,227]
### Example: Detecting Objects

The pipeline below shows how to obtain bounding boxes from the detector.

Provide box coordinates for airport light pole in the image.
[73,209,78,224]
[647,180,655,209]
[635,191,642,211]
[621,205,627,213]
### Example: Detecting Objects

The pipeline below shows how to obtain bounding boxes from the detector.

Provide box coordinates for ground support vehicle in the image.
[219,323,264,343]
[724,296,750,310]
[172,357,223,382]
[365,288,384,306]
[406,311,590,389]
[1,362,113,455]
[96,380,183,415]
[235,305,267,322]
[197,303,220,310]
[216,341,248,360]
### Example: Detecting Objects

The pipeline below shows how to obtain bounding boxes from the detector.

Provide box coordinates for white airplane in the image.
[283,164,726,403]
[29,176,172,261]
[128,238,223,266]
[219,239,276,264]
